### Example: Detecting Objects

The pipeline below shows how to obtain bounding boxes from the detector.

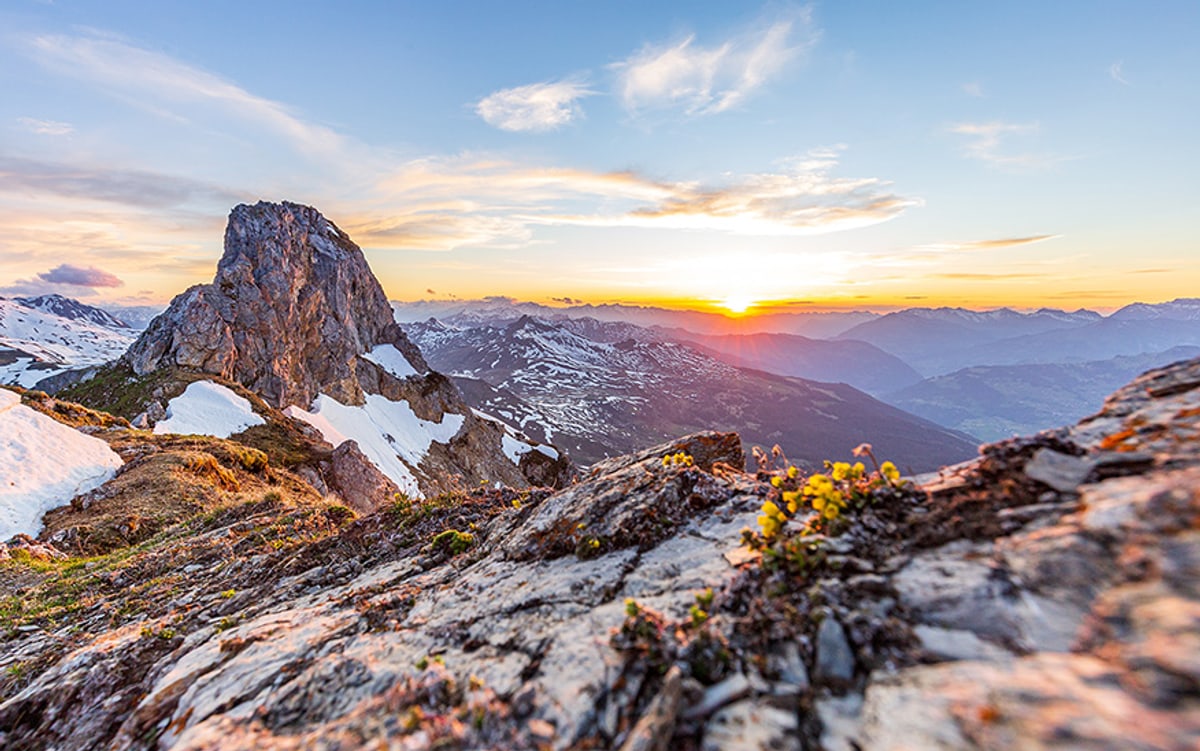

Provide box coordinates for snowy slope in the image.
[154,381,266,438]
[286,394,467,498]
[0,389,123,539]
[0,298,136,387]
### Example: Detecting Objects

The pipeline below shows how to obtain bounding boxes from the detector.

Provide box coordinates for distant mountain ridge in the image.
[0,298,136,388]
[13,294,130,329]
[403,314,977,471]
[887,346,1200,441]
[837,301,1197,376]
[393,298,878,338]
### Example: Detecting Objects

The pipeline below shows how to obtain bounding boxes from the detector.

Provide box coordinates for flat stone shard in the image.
[1023,447,1094,492]
[328,439,400,513]
[814,613,855,686]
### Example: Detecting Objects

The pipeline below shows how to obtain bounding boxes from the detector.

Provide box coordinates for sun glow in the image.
[648,251,853,318]
[720,294,758,315]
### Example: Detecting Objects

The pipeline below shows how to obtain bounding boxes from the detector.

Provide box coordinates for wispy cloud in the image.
[613,10,817,115]
[23,31,344,159]
[915,234,1061,254]
[16,117,73,135]
[351,146,917,250]
[962,82,983,97]
[932,271,1047,281]
[38,263,123,287]
[476,80,593,132]
[0,155,245,209]
[948,121,1066,170]
[1110,60,1130,85]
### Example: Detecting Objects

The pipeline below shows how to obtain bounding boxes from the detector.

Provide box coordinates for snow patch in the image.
[154,381,266,438]
[285,394,466,498]
[361,344,420,378]
[501,434,534,464]
[0,388,123,539]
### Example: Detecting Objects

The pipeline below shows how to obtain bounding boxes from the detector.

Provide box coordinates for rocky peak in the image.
[13,294,129,330]
[124,201,427,409]
[119,201,569,497]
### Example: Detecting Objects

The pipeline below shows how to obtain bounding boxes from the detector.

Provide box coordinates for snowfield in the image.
[361,344,421,378]
[154,381,266,438]
[0,389,123,540]
[0,299,136,387]
[286,393,466,498]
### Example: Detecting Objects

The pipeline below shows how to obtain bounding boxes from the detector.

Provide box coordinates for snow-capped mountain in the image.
[0,298,136,388]
[98,303,166,330]
[1109,298,1200,321]
[13,294,129,329]
[403,315,977,472]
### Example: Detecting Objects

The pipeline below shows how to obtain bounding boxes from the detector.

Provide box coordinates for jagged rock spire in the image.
[124,201,426,408]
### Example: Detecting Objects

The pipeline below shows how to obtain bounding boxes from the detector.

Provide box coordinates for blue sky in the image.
[1,1,1196,313]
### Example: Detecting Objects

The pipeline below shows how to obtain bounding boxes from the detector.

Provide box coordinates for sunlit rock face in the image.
[124,201,427,409]
[123,201,572,496]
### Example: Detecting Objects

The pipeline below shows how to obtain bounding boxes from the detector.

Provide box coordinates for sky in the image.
[0,1,1197,315]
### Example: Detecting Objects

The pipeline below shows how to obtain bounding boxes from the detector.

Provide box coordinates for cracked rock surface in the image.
[1,357,1199,750]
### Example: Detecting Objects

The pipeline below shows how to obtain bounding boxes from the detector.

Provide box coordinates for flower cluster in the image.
[755,443,905,540]
[662,451,695,468]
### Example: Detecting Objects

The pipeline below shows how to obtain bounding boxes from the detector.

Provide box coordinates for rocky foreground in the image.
[2,357,1199,750]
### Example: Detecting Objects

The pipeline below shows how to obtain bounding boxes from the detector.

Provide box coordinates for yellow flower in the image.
[881,461,900,484]
[823,504,840,520]
[831,462,851,481]
[761,500,782,517]
[811,495,826,512]
[771,476,783,488]
[758,514,781,539]
[782,490,801,514]
[786,465,799,479]
[804,474,832,494]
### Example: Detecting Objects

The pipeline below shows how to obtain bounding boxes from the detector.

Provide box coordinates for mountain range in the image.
[0,296,136,388]
[0,201,1195,751]
[402,315,977,471]
[886,345,1200,441]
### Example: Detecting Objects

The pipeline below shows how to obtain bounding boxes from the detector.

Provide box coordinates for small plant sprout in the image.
[689,587,715,627]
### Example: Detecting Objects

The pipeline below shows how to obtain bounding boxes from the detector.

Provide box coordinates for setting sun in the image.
[720,294,758,315]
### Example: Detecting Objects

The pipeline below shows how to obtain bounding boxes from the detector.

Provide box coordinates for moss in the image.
[57,364,191,420]
[431,529,474,556]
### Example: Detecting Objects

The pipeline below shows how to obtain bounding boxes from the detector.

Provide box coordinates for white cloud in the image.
[17,117,73,135]
[23,31,344,158]
[1110,60,1130,85]
[476,80,593,132]
[948,121,1066,170]
[613,10,817,115]
[962,81,983,97]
